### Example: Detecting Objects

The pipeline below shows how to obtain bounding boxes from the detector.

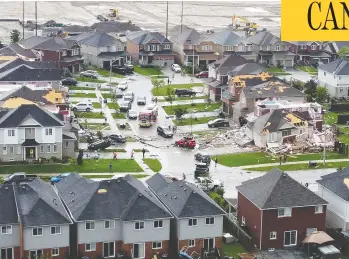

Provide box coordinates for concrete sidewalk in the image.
[239,159,349,169]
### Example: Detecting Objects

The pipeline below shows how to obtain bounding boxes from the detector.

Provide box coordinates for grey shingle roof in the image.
[204,30,243,46]
[0,184,19,225]
[237,168,328,209]
[228,63,266,76]
[169,25,201,45]
[319,59,349,75]
[146,174,226,218]
[70,32,123,48]
[0,86,51,104]
[56,173,171,222]
[0,43,40,59]
[0,104,64,128]
[317,167,349,201]
[211,54,247,69]
[19,36,79,51]
[0,58,57,73]
[247,31,281,46]
[127,31,172,45]
[13,178,72,227]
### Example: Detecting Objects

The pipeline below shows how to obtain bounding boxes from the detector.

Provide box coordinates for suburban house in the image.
[317,167,349,231]
[69,32,131,69]
[236,168,328,250]
[55,173,173,259]
[247,31,295,68]
[146,174,226,257]
[127,31,175,66]
[18,36,84,73]
[291,41,332,64]
[0,104,76,162]
[0,178,72,259]
[317,59,349,98]
[0,43,41,61]
[324,41,349,60]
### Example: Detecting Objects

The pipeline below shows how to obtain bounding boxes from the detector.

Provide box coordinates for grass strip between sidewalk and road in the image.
[163,102,221,115]
[88,67,125,78]
[69,86,95,90]
[69,93,97,98]
[152,83,204,96]
[143,158,162,172]
[173,116,217,126]
[134,65,163,76]
[158,96,207,102]
[74,112,105,119]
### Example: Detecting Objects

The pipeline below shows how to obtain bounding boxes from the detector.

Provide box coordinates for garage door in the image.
[103,61,110,69]
[284,60,293,67]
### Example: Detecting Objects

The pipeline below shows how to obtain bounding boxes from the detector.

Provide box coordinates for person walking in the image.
[168,78,170,85]
[215,158,218,167]
[283,154,287,164]
[109,163,113,174]
[131,150,134,159]
[183,173,186,180]
[113,152,117,160]
[142,148,146,159]
[279,156,282,165]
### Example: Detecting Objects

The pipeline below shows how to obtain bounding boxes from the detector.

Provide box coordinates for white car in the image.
[85,70,99,77]
[71,102,94,112]
[117,81,128,91]
[171,64,181,73]
[195,177,224,191]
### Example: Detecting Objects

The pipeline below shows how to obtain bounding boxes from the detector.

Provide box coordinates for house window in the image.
[0,225,12,234]
[201,45,212,51]
[241,216,246,226]
[311,45,316,50]
[203,238,215,251]
[278,207,292,217]
[72,49,79,56]
[64,141,69,149]
[32,227,43,236]
[307,228,317,236]
[8,129,15,137]
[103,242,115,258]
[50,226,61,235]
[205,217,215,225]
[134,221,144,230]
[52,248,59,256]
[62,50,67,56]
[154,220,163,228]
[324,72,326,76]
[53,144,57,153]
[45,128,53,135]
[85,243,96,251]
[267,45,270,51]
[284,230,297,246]
[188,239,195,247]
[85,221,95,230]
[0,248,13,259]
[225,46,233,51]
[260,46,263,51]
[9,146,14,154]
[152,241,162,249]
[104,220,115,229]
[276,45,280,51]
[164,44,171,50]
[40,145,44,153]
[117,46,123,51]
[270,231,277,240]
[282,130,291,137]
[30,250,43,259]
[188,218,197,226]
[340,88,344,93]
[2,146,6,155]
[150,45,157,51]
[47,145,51,153]
[315,205,323,214]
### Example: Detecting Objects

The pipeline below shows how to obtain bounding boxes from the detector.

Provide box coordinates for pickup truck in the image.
[195,177,223,191]
[4,172,38,184]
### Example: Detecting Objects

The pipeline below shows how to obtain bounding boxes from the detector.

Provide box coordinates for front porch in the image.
[22,139,40,161]
[60,56,84,73]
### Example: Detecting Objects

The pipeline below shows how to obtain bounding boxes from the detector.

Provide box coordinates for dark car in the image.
[107,133,126,144]
[124,63,134,71]
[61,77,77,86]
[194,162,209,178]
[87,139,111,150]
[207,118,230,128]
[114,89,124,98]
[137,96,146,105]
[175,88,196,97]
[195,71,208,78]
[119,101,132,112]
[112,66,127,75]
[157,126,173,138]
[194,152,211,164]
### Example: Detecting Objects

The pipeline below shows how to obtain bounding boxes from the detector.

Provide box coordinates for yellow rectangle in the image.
[281,0,349,41]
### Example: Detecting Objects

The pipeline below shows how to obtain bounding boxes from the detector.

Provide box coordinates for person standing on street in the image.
[215,158,218,167]
[279,156,282,165]
[168,78,170,85]
[113,152,117,160]
[131,150,134,159]
[183,173,186,180]
[109,163,113,174]
[142,148,146,159]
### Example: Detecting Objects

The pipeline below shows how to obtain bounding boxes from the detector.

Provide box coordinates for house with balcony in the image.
[127,31,175,66]
[0,178,72,259]
[0,104,76,162]
[317,167,349,231]
[69,32,131,69]
[236,168,328,250]
[146,174,226,258]
[55,173,172,259]
[18,36,84,73]
[291,42,331,64]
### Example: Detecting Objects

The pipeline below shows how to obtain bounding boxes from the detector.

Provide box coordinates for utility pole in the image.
[35,1,38,36]
[22,1,25,39]
[166,1,169,38]
[180,1,183,33]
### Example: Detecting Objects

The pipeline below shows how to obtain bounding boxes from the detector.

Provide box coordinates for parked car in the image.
[80,71,98,79]
[175,136,196,149]
[171,64,181,73]
[120,101,132,112]
[124,92,134,102]
[208,118,230,128]
[50,173,71,183]
[194,162,209,178]
[195,177,224,191]
[194,152,211,164]
[71,102,94,112]
[175,88,196,97]
[118,81,128,91]
[4,172,38,184]
[127,110,138,119]
[85,70,99,77]
[114,89,124,98]
[87,139,111,150]
[106,133,126,144]
[112,66,127,75]
[137,96,146,105]
[157,126,174,138]
[124,63,134,71]
[61,77,77,86]
[195,71,209,78]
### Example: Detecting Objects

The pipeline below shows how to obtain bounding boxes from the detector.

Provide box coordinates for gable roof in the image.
[204,30,243,46]
[169,25,201,45]
[18,36,79,51]
[237,168,328,209]
[127,31,172,45]
[319,59,349,75]
[0,86,51,104]
[0,57,57,72]
[229,63,266,76]
[0,65,61,82]
[56,173,171,222]
[70,32,123,47]
[146,174,225,218]
[0,43,40,59]
[317,167,349,201]
[247,31,281,46]
[0,184,19,225]
[0,104,64,128]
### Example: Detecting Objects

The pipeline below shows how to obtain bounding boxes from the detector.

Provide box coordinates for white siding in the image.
[77,220,122,244]
[318,69,349,97]
[41,128,56,143]
[20,117,41,126]
[18,128,25,143]
[3,128,19,144]
[177,216,223,240]
[0,129,3,143]
[55,127,63,142]
[0,224,20,248]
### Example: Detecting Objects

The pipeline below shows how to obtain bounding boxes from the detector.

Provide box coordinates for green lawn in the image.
[222,243,247,258]
[151,75,169,79]
[69,93,96,98]
[143,158,162,172]
[213,151,347,167]
[112,113,126,119]
[158,95,207,102]
[69,86,94,90]
[297,65,318,73]
[74,112,105,119]
[267,67,291,75]
[102,93,114,99]
[97,148,127,152]
[0,159,143,174]
[173,116,217,126]
[152,83,204,96]
[134,65,163,76]
[84,123,110,131]
[163,103,221,115]
[89,67,125,78]
[245,161,349,171]
[134,149,149,152]
[74,76,107,83]
[107,103,120,110]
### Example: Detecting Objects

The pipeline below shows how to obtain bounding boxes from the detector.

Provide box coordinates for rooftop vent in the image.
[71,199,74,203]
[174,196,177,199]
[184,188,187,191]
[139,193,143,197]
[164,193,167,196]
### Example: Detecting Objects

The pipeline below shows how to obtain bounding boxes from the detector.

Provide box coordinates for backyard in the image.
[222,243,247,258]
[163,102,221,115]
[152,83,204,96]
[134,65,163,76]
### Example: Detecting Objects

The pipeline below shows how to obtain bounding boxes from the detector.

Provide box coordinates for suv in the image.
[208,118,230,128]
[124,92,134,102]
[87,139,111,150]
[71,102,94,112]
[120,101,132,112]
[157,126,173,138]
[106,133,126,144]
[171,64,181,73]
[85,70,99,77]
[80,71,98,79]
[194,152,211,165]
[137,96,146,105]
[194,162,209,178]
[61,77,77,86]
[175,88,196,97]
[117,81,128,91]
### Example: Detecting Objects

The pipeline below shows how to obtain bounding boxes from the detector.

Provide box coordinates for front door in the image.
[148,56,153,64]
[25,147,36,160]
[203,238,215,252]
[133,243,144,259]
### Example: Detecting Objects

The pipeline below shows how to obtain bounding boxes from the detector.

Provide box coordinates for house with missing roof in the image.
[0,178,72,259]
[317,168,349,231]
[0,104,76,162]
[146,174,226,257]
[236,168,328,250]
[317,59,349,98]
[56,173,172,259]
[127,31,175,66]
[0,43,41,61]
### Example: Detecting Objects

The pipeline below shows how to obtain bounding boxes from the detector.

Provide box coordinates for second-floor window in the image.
[8,129,15,137]
[225,46,233,51]
[0,225,12,234]
[104,220,115,229]
[205,217,215,225]
[62,50,67,56]
[270,231,277,240]
[50,226,61,235]
[85,243,96,252]
[150,45,157,51]
[278,207,292,218]
[135,221,144,230]
[164,44,171,50]
[311,45,317,50]
[118,46,123,51]
[32,227,43,236]
[275,45,280,51]
[201,45,212,51]
[45,128,53,135]
[282,130,291,137]
[315,205,323,214]
[188,218,197,227]
[154,220,163,228]
[85,221,95,230]
[72,49,79,56]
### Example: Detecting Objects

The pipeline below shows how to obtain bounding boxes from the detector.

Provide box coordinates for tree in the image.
[10,29,20,43]
[292,80,304,91]
[151,78,165,94]
[77,149,84,165]
[304,79,317,102]
[62,67,72,78]
[173,107,187,120]
[165,88,175,108]
[315,86,328,103]
[209,192,225,209]
[338,46,349,59]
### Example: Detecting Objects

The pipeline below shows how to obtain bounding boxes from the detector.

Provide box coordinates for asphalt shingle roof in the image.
[56,173,171,222]
[0,64,61,82]
[169,25,201,45]
[0,184,19,225]
[229,63,266,76]
[0,86,51,104]
[204,30,243,46]
[236,168,328,209]
[247,31,281,46]
[19,36,79,51]
[127,31,172,45]
[146,174,225,218]
[0,43,40,59]
[0,58,57,72]
[70,32,123,47]
[319,59,349,75]
[317,167,349,201]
